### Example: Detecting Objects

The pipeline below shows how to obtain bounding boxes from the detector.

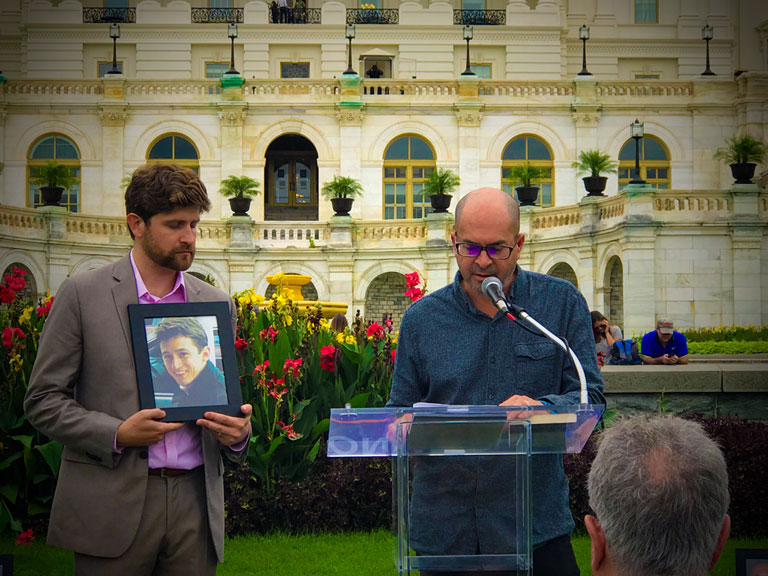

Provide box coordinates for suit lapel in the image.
[111,255,140,361]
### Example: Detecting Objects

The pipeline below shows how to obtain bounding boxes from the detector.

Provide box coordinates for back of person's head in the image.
[125,163,211,238]
[588,415,729,576]
[155,317,209,352]
[330,313,348,332]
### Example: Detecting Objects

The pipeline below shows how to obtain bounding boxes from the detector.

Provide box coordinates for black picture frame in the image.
[128,301,243,422]
[736,549,768,576]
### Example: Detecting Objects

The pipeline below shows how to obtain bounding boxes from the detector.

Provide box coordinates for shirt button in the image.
[488,393,495,401]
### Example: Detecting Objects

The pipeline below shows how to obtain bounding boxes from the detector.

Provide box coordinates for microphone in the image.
[481,277,509,314]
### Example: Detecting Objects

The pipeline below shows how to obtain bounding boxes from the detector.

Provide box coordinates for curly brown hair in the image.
[125,163,211,238]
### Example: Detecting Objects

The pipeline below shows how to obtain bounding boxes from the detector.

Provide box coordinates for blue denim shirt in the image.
[388,268,604,552]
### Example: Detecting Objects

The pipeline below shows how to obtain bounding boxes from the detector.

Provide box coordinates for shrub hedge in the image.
[224,414,768,539]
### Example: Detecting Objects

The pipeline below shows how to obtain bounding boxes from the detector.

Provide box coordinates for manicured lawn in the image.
[1,530,765,575]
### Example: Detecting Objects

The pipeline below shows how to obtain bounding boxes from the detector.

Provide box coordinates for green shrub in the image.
[683,324,768,342]
[688,341,768,354]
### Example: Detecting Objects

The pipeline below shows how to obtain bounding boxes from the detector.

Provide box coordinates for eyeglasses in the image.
[455,242,516,260]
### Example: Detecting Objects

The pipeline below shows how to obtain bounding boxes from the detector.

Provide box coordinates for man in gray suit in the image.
[24,163,252,575]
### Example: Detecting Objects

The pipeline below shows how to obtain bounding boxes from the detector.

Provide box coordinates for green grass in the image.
[2,531,766,575]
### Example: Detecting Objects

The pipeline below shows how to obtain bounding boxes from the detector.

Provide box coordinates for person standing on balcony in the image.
[24,163,252,575]
[388,187,604,576]
[278,0,289,23]
[270,0,280,23]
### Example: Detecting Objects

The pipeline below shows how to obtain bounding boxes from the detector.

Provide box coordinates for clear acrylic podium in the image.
[328,404,603,575]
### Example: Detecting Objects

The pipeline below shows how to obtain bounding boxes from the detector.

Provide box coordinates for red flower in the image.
[252,360,270,378]
[320,344,336,372]
[259,325,279,343]
[404,287,423,302]
[366,322,385,340]
[0,285,15,304]
[278,421,302,440]
[36,298,54,317]
[390,348,396,364]
[404,271,421,287]
[8,276,26,292]
[234,337,249,351]
[15,528,34,546]
[12,266,27,277]
[283,358,303,378]
[2,327,25,349]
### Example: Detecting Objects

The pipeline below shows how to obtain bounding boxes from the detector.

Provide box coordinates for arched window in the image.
[383,135,436,219]
[547,262,578,288]
[27,134,81,212]
[501,135,555,207]
[147,134,199,172]
[619,135,670,189]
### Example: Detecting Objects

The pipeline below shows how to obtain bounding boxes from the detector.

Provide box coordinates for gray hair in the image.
[588,415,729,576]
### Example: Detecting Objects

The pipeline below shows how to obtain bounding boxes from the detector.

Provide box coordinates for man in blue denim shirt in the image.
[388,188,604,575]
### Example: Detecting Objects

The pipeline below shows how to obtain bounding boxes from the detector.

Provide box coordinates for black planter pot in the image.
[229,197,252,216]
[331,197,354,216]
[515,186,539,206]
[582,176,607,196]
[429,193,452,213]
[730,163,757,184]
[40,186,64,206]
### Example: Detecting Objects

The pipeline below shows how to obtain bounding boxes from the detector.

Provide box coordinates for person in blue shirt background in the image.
[640,318,689,365]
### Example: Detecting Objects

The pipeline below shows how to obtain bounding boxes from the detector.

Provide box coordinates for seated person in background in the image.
[585,414,730,576]
[591,311,622,367]
[155,316,228,408]
[640,318,689,364]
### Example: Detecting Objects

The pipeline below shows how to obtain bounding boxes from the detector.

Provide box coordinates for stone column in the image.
[730,182,763,326]
[99,75,127,214]
[336,102,364,221]
[455,75,483,198]
[217,102,248,218]
[327,216,355,313]
[39,206,71,294]
[227,216,257,294]
[619,184,658,335]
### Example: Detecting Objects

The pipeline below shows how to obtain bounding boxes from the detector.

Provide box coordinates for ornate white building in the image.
[0,0,766,333]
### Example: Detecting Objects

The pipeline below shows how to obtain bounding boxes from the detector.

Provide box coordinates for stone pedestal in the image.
[426,211,453,247]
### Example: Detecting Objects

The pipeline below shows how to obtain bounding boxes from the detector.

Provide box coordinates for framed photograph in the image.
[736,549,768,576]
[128,301,243,422]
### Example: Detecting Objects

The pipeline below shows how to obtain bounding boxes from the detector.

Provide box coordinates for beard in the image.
[141,235,195,271]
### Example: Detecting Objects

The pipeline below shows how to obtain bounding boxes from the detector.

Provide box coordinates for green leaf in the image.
[0,451,22,471]
[36,440,62,477]
[0,483,19,505]
[347,392,371,408]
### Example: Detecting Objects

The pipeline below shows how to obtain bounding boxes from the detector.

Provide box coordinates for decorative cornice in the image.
[454,104,484,127]
[217,104,248,126]
[98,104,127,126]
[335,104,365,126]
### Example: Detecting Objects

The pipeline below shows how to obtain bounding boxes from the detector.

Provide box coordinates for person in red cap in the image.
[640,318,689,364]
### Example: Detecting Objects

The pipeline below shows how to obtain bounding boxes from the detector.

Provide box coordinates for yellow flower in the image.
[10,354,23,373]
[345,334,356,346]
[336,332,345,344]
[283,314,293,326]
[18,306,33,326]
[319,318,330,331]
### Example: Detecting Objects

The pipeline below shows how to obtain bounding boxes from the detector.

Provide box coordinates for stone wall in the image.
[364,272,410,329]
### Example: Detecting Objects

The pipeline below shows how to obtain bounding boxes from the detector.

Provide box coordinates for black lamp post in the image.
[578,24,591,76]
[701,23,715,76]
[344,24,356,75]
[106,23,121,75]
[226,23,239,75]
[630,119,646,184]
[461,25,475,76]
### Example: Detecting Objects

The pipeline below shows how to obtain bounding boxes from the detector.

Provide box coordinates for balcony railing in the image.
[268,8,322,24]
[346,8,399,24]
[191,7,244,23]
[82,7,136,23]
[453,9,506,25]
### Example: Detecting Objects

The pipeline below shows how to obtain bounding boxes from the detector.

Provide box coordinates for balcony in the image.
[82,7,136,23]
[268,8,322,24]
[346,8,399,25]
[191,7,244,23]
[453,9,506,25]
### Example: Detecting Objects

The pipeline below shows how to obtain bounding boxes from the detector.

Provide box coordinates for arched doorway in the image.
[604,256,624,331]
[547,262,578,287]
[364,272,411,330]
[264,134,319,221]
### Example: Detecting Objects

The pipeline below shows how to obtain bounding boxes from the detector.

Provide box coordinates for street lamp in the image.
[344,24,356,75]
[226,23,239,75]
[630,119,646,184]
[701,23,715,76]
[106,23,121,75]
[578,24,592,76]
[461,25,475,76]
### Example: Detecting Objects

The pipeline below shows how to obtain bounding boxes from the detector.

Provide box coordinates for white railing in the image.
[255,223,329,247]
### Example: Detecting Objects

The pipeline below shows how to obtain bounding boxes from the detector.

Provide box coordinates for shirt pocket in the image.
[513,341,559,397]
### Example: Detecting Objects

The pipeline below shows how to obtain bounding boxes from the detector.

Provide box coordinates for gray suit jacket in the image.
[24,255,244,561]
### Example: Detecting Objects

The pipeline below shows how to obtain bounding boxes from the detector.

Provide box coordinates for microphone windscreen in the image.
[481,276,503,299]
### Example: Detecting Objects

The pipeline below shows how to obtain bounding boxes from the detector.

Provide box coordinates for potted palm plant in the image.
[713,134,766,184]
[422,167,460,213]
[506,162,548,206]
[572,149,618,197]
[219,175,261,216]
[321,175,363,216]
[37,161,77,207]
